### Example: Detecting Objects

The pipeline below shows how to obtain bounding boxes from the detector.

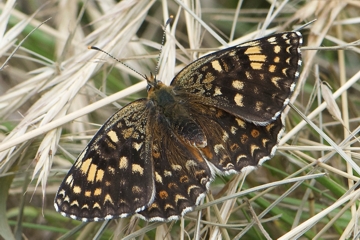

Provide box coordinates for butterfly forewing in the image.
[54,99,156,221]
[171,32,302,125]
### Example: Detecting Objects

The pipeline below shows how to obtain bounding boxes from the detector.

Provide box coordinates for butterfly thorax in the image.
[147,81,207,148]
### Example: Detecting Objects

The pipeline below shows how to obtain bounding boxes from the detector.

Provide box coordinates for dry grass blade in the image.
[0,0,359,239]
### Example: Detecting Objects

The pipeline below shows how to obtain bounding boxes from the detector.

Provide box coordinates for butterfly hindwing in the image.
[171,32,302,125]
[137,113,214,221]
[54,99,156,221]
[186,102,283,173]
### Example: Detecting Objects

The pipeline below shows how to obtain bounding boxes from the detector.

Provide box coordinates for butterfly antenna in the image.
[154,15,174,79]
[88,46,147,80]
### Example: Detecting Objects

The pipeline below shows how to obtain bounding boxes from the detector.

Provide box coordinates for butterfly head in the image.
[146,72,163,92]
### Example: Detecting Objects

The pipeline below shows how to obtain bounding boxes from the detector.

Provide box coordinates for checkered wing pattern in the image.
[54,100,156,221]
[54,31,302,222]
[172,32,302,125]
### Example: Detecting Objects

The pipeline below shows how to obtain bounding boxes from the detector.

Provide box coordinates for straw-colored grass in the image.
[0,0,359,239]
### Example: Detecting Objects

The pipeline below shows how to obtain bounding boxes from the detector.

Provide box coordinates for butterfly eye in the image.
[146,84,152,92]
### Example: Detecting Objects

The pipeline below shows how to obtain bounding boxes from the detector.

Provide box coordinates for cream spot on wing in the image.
[232,80,244,90]
[87,163,97,182]
[94,188,101,196]
[164,204,174,210]
[93,202,101,209]
[185,160,198,169]
[231,126,237,134]
[236,154,247,163]
[244,46,262,54]
[108,166,115,174]
[95,169,104,182]
[132,164,144,175]
[250,62,263,70]
[250,144,260,157]
[274,45,281,53]
[174,194,187,203]
[211,60,223,72]
[213,86,222,96]
[271,77,281,88]
[262,138,270,147]
[245,71,253,80]
[234,93,244,107]
[63,196,70,203]
[267,37,276,43]
[107,130,119,143]
[104,194,114,204]
[229,50,236,56]
[249,54,266,62]
[269,65,276,73]
[164,170,172,177]
[172,164,182,171]
[235,118,246,128]
[132,142,143,151]
[148,202,159,211]
[65,175,74,186]
[119,156,128,169]
[132,185,142,193]
[255,101,263,112]
[222,131,229,141]
[214,144,225,154]
[81,204,89,209]
[58,189,65,197]
[155,171,163,183]
[266,122,275,132]
[80,158,92,174]
[187,185,200,195]
[222,61,229,72]
[73,186,81,194]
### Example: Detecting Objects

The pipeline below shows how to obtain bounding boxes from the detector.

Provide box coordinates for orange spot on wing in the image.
[186,144,205,162]
[159,190,169,199]
[251,129,260,138]
[200,146,214,160]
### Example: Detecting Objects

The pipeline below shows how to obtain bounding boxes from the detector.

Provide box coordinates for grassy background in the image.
[0,0,359,239]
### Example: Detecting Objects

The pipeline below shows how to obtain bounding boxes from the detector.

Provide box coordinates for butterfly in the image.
[54,31,302,222]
